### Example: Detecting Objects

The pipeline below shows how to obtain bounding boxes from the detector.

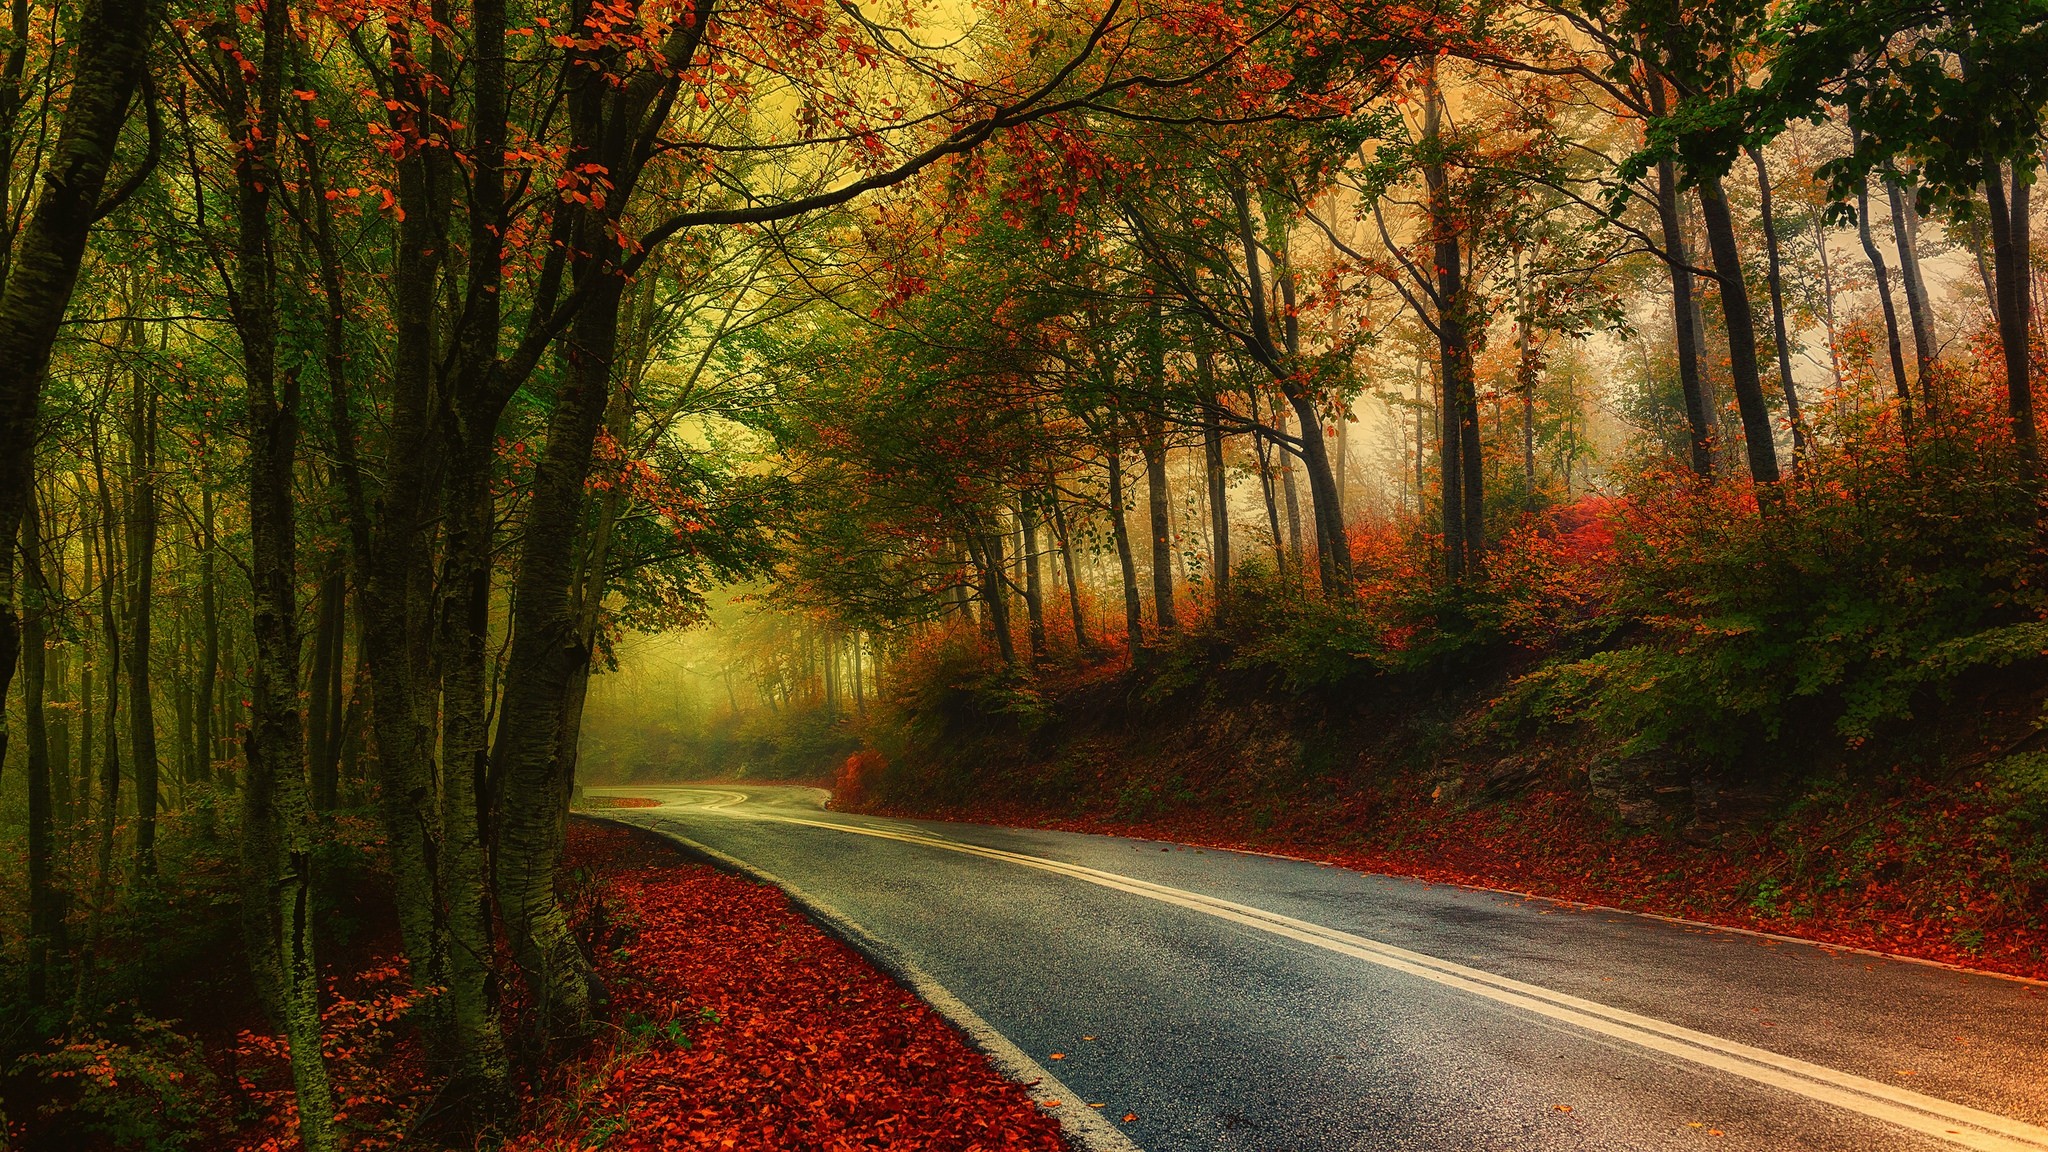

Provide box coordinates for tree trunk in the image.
[1255,193,1350,592]
[1278,414,1303,569]
[50,643,72,829]
[1749,146,1807,460]
[195,487,217,784]
[174,625,194,790]
[1020,498,1047,660]
[490,272,626,1042]
[222,633,242,778]
[90,422,124,896]
[1047,490,1091,653]
[22,486,64,1002]
[74,416,125,1018]
[556,430,628,850]
[79,520,97,824]
[306,559,343,811]
[1694,172,1782,485]
[851,634,865,714]
[1808,202,1849,392]
[1414,368,1428,515]
[0,0,162,747]
[320,563,344,799]
[430,442,511,1107]
[126,348,160,877]
[1433,336,1464,580]
[1986,162,2035,459]
[1282,394,1350,589]
[485,0,717,1031]
[221,7,341,1144]
[41,500,71,830]
[1516,251,1537,488]
[1886,177,1937,408]
[1198,351,1229,607]
[1650,80,1715,477]
[947,550,970,620]
[1423,74,1484,574]
[962,521,1016,665]
[1253,404,1286,575]
[1105,440,1144,651]
[341,14,462,1063]
[1856,176,1915,429]
[1140,419,1176,632]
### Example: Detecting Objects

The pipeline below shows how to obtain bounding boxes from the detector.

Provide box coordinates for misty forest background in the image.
[1,0,2047,1147]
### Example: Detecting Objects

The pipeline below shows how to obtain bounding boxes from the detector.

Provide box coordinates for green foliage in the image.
[1983,749,2048,847]
[1217,564,1502,696]
[620,1012,693,1050]
[13,1015,221,1152]
[1745,0,2048,211]
[1976,753,2048,922]
[1228,580,1397,693]
[1489,419,2047,771]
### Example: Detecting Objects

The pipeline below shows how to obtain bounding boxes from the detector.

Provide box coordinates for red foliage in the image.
[1488,498,1621,646]
[225,963,428,1152]
[580,794,664,810]
[510,822,1069,1152]
[834,749,889,810]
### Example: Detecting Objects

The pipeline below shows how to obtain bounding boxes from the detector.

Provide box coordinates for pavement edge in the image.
[587,813,1145,1152]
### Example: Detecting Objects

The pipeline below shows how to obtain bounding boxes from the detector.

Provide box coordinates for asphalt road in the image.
[586,784,2048,1152]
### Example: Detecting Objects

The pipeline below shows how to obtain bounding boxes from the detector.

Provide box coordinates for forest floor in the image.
[214,817,1068,1152]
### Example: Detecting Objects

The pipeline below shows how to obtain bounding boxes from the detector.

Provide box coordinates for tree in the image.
[0,0,162,770]
[1739,0,2048,455]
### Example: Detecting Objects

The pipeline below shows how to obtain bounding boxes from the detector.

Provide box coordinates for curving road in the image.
[585,784,2048,1152]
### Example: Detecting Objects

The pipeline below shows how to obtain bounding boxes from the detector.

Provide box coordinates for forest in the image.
[0,0,2043,1147]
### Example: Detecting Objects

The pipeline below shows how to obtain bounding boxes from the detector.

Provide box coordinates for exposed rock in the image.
[1425,754,1543,807]
[1587,752,1691,826]
[1478,754,1542,798]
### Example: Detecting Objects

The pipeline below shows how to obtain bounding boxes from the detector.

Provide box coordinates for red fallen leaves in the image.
[578,794,663,810]
[509,821,1069,1151]
[866,784,2048,985]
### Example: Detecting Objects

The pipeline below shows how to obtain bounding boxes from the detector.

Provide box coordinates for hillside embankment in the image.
[836,603,2048,983]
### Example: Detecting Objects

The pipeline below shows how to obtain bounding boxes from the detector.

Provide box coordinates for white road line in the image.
[701,806,2048,1152]
[633,819,1144,1152]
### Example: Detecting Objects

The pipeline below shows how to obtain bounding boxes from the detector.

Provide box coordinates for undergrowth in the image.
[843,406,2048,978]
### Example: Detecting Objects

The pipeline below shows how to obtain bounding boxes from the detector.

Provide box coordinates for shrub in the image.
[15,1015,220,1152]
[1491,408,2047,773]
[833,749,888,808]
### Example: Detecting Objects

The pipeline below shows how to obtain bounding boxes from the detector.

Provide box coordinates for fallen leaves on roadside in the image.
[860,782,2048,984]
[508,822,1068,1152]
[575,795,661,810]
